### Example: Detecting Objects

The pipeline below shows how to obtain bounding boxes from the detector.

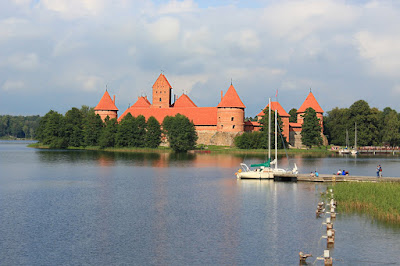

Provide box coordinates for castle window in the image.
[221,125,223,128]
[233,125,235,129]
[231,117,234,121]
[159,98,162,102]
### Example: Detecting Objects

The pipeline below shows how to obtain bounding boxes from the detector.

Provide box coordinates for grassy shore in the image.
[332,182,400,223]
[28,142,333,155]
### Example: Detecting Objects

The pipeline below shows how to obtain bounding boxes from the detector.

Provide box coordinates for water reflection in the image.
[37,150,243,169]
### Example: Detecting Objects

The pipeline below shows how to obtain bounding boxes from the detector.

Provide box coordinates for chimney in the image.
[221,90,223,101]
[113,95,116,104]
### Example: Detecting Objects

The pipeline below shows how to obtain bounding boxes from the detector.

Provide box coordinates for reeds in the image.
[332,182,400,223]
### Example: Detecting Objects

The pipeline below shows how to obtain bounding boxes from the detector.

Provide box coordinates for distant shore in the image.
[28,142,332,155]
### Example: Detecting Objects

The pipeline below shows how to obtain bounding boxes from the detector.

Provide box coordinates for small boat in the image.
[351,122,358,155]
[236,99,298,179]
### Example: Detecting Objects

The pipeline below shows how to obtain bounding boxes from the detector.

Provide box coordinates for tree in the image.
[115,113,136,147]
[145,116,162,148]
[133,115,147,148]
[258,107,287,149]
[324,107,350,145]
[64,107,84,147]
[36,110,67,148]
[301,107,322,148]
[99,117,118,148]
[83,112,103,146]
[289,108,297,123]
[381,110,400,146]
[348,100,378,146]
[162,114,198,152]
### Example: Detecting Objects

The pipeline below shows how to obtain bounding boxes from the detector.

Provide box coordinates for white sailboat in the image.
[236,99,298,179]
[351,122,358,155]
[339,129,350,154]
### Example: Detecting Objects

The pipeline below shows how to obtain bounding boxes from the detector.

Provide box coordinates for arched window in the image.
[159,98,162,102]
[231,117,234,121]
[232,125,235,129]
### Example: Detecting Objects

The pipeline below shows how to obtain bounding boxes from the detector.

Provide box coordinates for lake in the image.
[1,141,400,265]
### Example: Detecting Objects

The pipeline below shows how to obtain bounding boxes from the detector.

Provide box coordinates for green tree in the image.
[259,107,287,149]
[115,113,136,147]
[133,115,147,147]
[64,107,84,147]
[324,107,350,145]
[36,110,67,148]
[83,112,103,146]
[301,107,322,148]
[289,108,297,123]
[348,100,378,146]
[162,114,198,152]
[99,117,118,148]
[381,110,400,146]
[145,116,162,148]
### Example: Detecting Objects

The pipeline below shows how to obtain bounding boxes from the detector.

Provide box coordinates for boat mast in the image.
[275,109,278,170]
[355,122,357,150]
[268,98,271,161]
[346,129,349,148]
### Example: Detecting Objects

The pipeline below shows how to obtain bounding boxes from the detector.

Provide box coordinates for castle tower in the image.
[94,90,119,120]
[152,73,172,108]
[297,91,324,132]
[257,101,290,142]
[217,84,245,132]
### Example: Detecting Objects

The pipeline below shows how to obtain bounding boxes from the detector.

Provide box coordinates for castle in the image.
[94,73,324,147]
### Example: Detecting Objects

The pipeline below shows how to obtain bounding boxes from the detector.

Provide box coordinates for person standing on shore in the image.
[376,165,381,177]
[378,165,382,177]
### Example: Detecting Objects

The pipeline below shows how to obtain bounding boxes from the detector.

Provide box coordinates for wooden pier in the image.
[274,173,400,182]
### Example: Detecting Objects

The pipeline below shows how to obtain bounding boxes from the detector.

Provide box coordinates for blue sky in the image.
[1,0,400,117]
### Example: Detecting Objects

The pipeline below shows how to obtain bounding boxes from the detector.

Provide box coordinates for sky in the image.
[1,0,400,117]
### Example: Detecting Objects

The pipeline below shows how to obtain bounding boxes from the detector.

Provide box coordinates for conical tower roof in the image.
[217,84,246,108]
[152,73,172,90]
[131,96,151,108]
[173,93,197,107]
[297,92,323,113]
[257,101,289,117]
[94,90,118,111]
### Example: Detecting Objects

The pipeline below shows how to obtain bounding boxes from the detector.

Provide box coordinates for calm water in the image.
[1,141,400,265]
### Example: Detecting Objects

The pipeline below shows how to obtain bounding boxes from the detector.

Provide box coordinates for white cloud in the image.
[2,80,25,91]
[158,0,197,14]
[355,31,400,77]
[146,17,181,43]
[2,53,39,70]
[168,73,208,95]
[39,0,106,19]
[224,29,261,53]
[76,75,104,92]
[262,0,358,42]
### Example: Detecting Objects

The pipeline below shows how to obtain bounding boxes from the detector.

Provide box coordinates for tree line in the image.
[35,106,198,152]
[0,115,40,139]
[324,100,400,147]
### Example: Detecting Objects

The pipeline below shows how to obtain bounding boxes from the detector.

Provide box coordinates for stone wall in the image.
[197,131,242,146]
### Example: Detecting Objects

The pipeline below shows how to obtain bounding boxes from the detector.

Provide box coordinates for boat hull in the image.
[236,171,274,179]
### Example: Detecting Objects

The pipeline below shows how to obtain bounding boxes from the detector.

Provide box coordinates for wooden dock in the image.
[274,173,400,182]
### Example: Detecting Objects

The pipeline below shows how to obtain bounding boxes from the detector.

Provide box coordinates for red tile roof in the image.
[94,90,119,111]
[257,101,289,117]
[289,122,302,128]
[297,92,324,113]
[173,94,197,107]
[118,107,218,125]
[217,85,246,108]
[131,96,151,108]
[153,73,172,90]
